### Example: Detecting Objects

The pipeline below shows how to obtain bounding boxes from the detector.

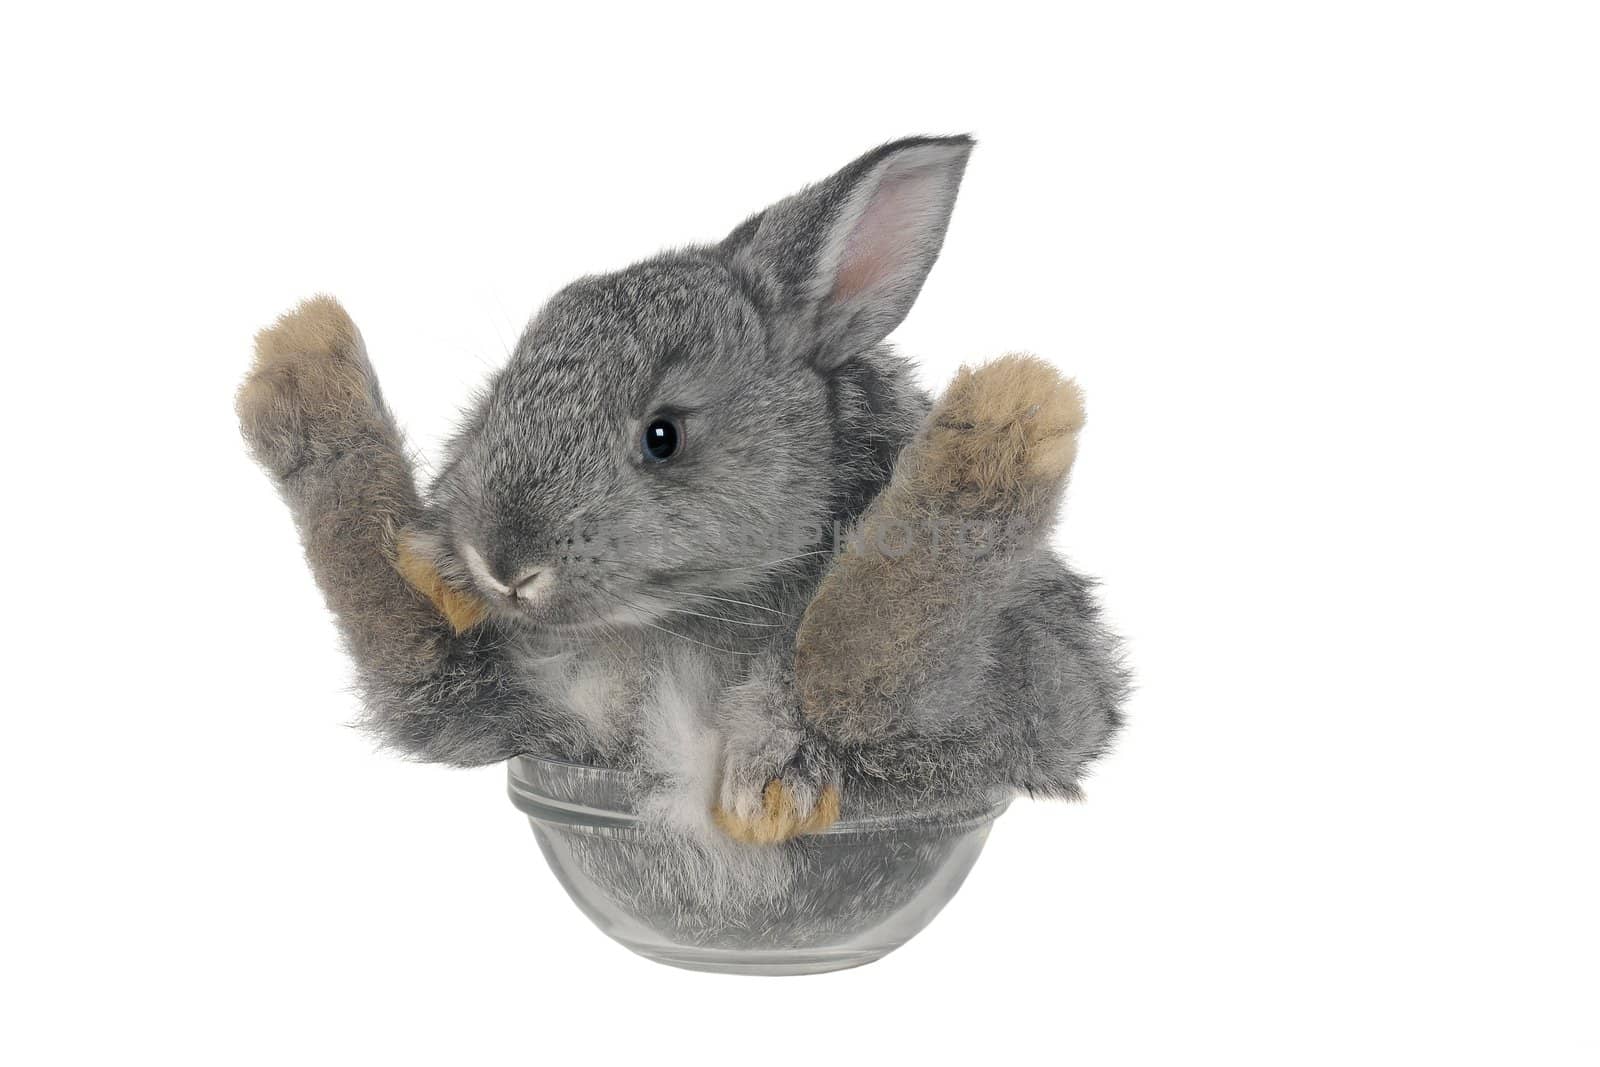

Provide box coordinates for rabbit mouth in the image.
[489,578,673,636]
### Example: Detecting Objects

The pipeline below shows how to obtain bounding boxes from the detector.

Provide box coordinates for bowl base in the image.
[624,942,897,976]
[509,755,1008,977]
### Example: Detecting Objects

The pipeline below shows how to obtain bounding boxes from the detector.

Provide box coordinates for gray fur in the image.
[238,137,1127,888]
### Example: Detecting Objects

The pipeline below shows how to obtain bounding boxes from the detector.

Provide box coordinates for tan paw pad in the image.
[395,535,489,634]
[239,295,369,422]
[923,354,1087,495]
[713,780,841,845]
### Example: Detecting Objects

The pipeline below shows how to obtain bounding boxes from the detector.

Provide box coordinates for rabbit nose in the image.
[461,544,554,602]
[509,566,553,602]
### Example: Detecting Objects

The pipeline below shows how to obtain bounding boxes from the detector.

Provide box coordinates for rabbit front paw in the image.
[236,295,380,479]
[923,353,1087,498]
[713,744,841,845]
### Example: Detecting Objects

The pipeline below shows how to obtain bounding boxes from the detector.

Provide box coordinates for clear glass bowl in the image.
[508,754,1008,975]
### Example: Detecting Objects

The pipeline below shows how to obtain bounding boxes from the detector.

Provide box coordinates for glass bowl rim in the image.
[508,752,1010,838]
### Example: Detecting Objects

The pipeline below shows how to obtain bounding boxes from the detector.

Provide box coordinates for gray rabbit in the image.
[237,135,1126,892]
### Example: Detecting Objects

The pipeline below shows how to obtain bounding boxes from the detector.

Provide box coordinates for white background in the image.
[3,2,1596,1063]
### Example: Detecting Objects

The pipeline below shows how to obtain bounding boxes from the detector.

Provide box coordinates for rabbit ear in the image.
[724,135,974,370]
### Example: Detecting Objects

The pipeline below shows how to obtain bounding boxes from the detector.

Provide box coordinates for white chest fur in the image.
[523,638,733,835]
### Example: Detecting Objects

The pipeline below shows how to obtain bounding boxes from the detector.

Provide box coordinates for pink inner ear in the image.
[831,168,938,303]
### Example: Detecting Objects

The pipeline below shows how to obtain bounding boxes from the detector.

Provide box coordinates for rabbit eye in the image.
[642,416,683,462]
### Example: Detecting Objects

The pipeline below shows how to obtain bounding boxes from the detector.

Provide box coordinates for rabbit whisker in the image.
[659,605,778,629]
[589,585,763,657]
[674,591,796,618]
[667,549,834,580]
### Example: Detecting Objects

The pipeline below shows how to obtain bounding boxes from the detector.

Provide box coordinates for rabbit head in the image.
[412,135,973,631]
